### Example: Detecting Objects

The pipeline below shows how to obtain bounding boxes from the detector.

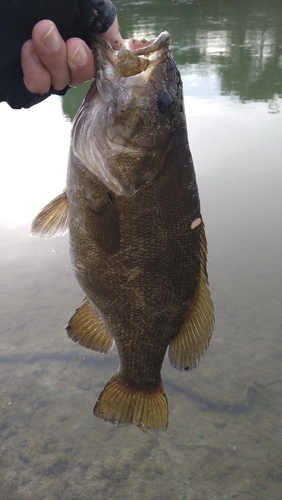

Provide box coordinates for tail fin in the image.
[94,373,168,434]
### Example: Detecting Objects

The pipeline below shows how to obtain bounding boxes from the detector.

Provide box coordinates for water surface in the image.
[1,1,282,498]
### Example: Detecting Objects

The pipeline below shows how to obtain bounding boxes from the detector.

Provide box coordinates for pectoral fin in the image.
[30,191,69,238]
[168,222,214,371]
[66,297,114,353]
[87,194,121,254]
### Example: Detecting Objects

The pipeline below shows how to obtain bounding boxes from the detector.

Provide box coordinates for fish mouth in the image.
[93,31,171,93]
[116,31,171,77]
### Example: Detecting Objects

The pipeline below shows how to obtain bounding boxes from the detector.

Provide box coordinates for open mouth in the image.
[93,31,171,81]
[117,31,171,77]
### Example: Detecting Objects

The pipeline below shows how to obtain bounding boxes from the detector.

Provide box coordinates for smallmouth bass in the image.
[31,32,214,433]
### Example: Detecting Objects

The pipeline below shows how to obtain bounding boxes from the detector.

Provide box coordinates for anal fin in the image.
[30,191,69,238]
[168,222,214,371]
[66,297,114,354]
[94,373,168,434]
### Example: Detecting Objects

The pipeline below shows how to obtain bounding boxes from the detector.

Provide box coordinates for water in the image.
[1,1,282,498]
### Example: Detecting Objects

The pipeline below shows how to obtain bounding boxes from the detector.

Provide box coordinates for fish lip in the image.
[127,31,171,56]
[94,30,170,56]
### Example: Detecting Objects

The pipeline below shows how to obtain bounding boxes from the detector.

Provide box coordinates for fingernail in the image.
[43,24,60,50]
[71,44,88,66]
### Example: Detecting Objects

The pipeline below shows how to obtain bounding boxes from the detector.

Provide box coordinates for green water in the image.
[1,1,282,498]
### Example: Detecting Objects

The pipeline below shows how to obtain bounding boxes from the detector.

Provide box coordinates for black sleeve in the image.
[0,0,117,109]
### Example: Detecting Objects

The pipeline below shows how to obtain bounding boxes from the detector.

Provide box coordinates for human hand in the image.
[21,16,124,96]
[21,19,95,95]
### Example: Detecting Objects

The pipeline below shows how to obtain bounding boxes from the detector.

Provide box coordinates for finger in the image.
[31,20,70,91]
[21,39,51,94]
[66,38,95,88]
[102,15,125,50]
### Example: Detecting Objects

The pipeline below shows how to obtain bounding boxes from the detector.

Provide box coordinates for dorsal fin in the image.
[168,222,214,371]
[66,297,114,354]
[30,191,69,238]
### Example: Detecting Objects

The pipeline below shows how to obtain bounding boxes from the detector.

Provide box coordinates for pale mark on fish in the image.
[190,218,202,230]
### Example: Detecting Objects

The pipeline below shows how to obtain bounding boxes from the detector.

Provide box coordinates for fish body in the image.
[31,32,214,433]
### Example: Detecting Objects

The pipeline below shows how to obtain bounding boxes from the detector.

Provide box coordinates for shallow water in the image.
[1,1,282,498]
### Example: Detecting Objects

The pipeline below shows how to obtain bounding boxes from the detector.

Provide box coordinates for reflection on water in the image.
[64,0,282,118]
[1,1,282,499]
[113,0,282,103]
[0,98,70,227]
[63,0,282,120]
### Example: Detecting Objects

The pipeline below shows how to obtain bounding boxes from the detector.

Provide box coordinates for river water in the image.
[1,1,282,498]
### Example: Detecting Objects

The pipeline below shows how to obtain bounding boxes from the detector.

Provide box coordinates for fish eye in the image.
[157,92,174,113]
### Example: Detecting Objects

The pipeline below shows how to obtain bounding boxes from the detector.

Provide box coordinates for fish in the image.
[31,31,214,433]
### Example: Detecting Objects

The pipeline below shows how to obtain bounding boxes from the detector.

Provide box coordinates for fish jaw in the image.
[71,32,182,196]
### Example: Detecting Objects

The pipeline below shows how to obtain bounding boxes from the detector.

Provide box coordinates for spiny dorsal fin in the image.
[66,297,114,354]
[30,191,69,238]
[168,222,214,371]
[94,373,168,434]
